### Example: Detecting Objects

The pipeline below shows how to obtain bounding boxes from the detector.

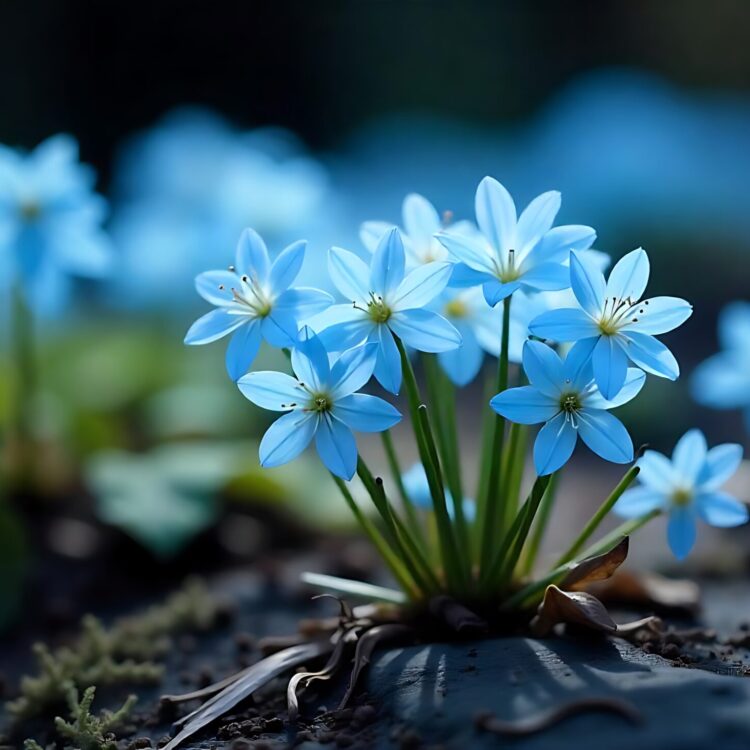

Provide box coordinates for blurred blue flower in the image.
[185,228,332,380]
[401,462,476,522]
[312,227,461,393]
[435,176,596,307]
[108,109,333,311]
[237,329,401,480]
[691,301,750,431]
[491,340,644,475]
[614,429,747,559]
[530,248,692,399]
[0,134,112,314]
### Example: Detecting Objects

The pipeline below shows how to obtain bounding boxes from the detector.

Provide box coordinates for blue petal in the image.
[585,368,645,409]
[225,321,262,381]
[637,450,676,493]
[401,463,433,509]
[515,191,560,256]
[532,225,597,265]
[613,487,665,519]
[269,239,306,291]
[328,247,371,304]
[373,326,402,394]
[318,316,373,352]
[438,325,484,386]
[483,279,522,306]
[671,429,707,485]
[522,340,564,398]
[359,220,393,253]
[236,228,270,281]
[592,335,629,400]
[275,287,333,318]
[562,338,597,390]
[389,309,461,353]
[490,385,559,425]
[518,262,570,292]
[667,507,696,560]
[605,248,649,302]
[624,296,693,336]
[475,176,516,252]
[185,309,245,345]
[330,343,378,397]
[699,443,743,491]
[237,371,305,410]
[621,332,679,380]
[392,262,453,310]
[402,193,440,248]
[570,250,606,316]
[195,270,237,306]
[690,352,750,409]
[334,393,402,432]
[262,308,299,348]
[292,327,331,391]
[533,412,577,475]
[719,301,750,351]
[576,409,634,464]
[370,226,405,296]
[696,491,749,528]
[259,411,318,468]
[435,230,495,276]
[528,308,599,342]
[315,415,358,480]
[448,262,488,287]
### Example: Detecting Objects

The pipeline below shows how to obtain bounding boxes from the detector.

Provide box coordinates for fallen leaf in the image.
[530,586,617,637]
[561,538,629,591]
[588,570,700,615]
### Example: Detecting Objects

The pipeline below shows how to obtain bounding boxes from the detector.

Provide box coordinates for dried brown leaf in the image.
[561,537,629,591]
[589,570,700,615]
[530,586,617,637]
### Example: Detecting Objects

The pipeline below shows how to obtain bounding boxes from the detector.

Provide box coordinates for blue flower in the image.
[360,192,477,284]
[311,227,461,393]
[237,328,401,480]
[0,135,113,313]
[185,228,333,381]
[401,463,476,522]
[435,176,596,306]
[614,429,748,559]
[490,340,644,475]
[691,302,750,432]
[529,248,692,399]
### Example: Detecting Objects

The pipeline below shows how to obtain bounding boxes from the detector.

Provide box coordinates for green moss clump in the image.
[8,578,222,722]
[25,686,136,750]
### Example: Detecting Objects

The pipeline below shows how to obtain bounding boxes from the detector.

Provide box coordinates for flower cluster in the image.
[187,176,746,602]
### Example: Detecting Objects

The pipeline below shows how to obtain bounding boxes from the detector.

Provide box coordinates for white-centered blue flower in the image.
[435,176,597,307]
[311,227,461,394]
[529,248,693,400]
[614,429,748,559]
[0,134,113,313]
[491,340,644,475]
[691,302,750,432]
[401,463,476,522]
[237,329,401,480]
[185,228,333,381]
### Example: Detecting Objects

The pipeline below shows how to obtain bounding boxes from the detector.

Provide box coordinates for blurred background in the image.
[1,1,750,640]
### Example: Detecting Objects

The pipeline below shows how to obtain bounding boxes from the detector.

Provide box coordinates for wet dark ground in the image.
[5,568,750,750]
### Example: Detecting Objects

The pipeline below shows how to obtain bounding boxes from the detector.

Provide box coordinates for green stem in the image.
[478,295,511,575]
[554,465,641,568]
[520,471,557,577]
[330,474,417,598]
[579,508,660,561]
[380,430,425,548]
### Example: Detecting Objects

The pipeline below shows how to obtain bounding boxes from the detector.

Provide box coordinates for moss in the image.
[25,686,136,750]
[8,578,222,723]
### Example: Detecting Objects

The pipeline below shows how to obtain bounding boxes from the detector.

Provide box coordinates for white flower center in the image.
[596,296,648,336]
[222,268,274,318]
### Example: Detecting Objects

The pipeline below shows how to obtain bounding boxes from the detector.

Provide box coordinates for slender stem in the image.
[380,430,425,548]
[499,422,524,532]
[579,508,660,561]
[330,474,417,598]
[478,295,511,575]
[474,368,496,554]
[520,471,557,577]
[356,457,438,594]
[554,465,641,568]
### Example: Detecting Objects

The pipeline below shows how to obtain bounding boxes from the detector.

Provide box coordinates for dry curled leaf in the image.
[589,570,700,615]
[531,585,617,637]
[561,538,629,591]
